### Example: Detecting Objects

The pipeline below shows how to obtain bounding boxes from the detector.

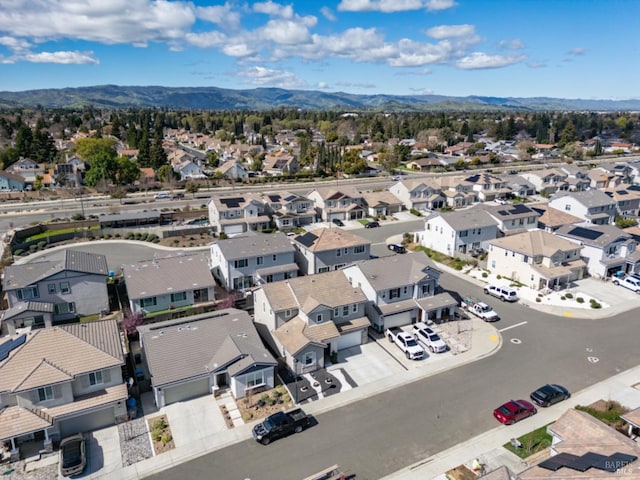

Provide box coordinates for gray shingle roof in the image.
[555,223,632,247]
[350,254,440,291]
[551,189,616,208]
[137,309,276,388]
[428,207,498,231]
[1,300,54,321]
[124,253,215,300]
[214,232,295,260]
[3,250,108,290]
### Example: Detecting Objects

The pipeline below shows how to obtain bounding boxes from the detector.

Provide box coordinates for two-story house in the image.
[359,190,404,218]
[521,169,569,195]
[210,232,298,291]
[5,157,44,186]
[137,309,277,407]
[123,253,216,315]
[262,150,299,176]
[554,224,640,279]
[2,250,109,334]
[486,230,587,291]
[262,191,315,229]
[482,203,540,236]
[208,193,271,235]
[0,171,26,192]
[342,254,457,332]
[253,270,370,373]
[435,176,477,208]
[548,190,617,225]
[462,172,511,202]
[603,185,640,218]
[291,228,371,275]
[557,164,591,191]
[308,187,365,222]
[416,207,499,257]
[0,320,127,453]
[213,161,249,181]
[530,204,583,233]
[389,179,445,212]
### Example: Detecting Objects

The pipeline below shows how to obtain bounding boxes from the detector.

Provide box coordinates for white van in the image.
[154,192,170,199]
[484,285,519,302]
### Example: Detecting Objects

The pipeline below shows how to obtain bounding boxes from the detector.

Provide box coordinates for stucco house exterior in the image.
[137,309,277,407]
[360,190,404,217]
[389,179,445,212]
[291,227,371,275]
[548,190,617,226]
[486,230,587,291]
[262,191,315,230]
[123,253,216,315]
[0,171,26,192]
[416,207,499,257]
[0,320,127,454]
[253,271,370,374]
[521,169,569,195]
[2,250,109,334]
[482,203,540,236]
[207,193,271,235]
[210,232,298,291]
[307,187,365,221]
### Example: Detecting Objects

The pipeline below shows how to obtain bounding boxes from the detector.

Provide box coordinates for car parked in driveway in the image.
[412,323,447,353]
[365,221,379,229]
[612,274,640,294]
[530,384,570,407]
[332,218,345,227]
[493,399,537,424]
[387,243,406,254]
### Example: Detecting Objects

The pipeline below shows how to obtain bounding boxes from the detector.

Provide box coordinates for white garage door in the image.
[384,310,414,329]
[59,406,115,437]
[163,377,210,406]
[223,224,245,235]
[337,330,362,350]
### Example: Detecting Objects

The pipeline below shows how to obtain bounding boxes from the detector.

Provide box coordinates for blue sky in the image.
[0,0,638,99]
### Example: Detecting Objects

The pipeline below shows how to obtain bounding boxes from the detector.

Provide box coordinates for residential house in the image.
[501,174,536,199]
[435,176,477,208]
[548,190,617,225]
[174,159,206,180]
[123,253,216,315]
[360,190,404,217]
[520,169,568,195]
[308,187,365,221]
[0,171,26,192]
[253,271,370,373]
[291,228,371,275]
[262,149,299,176]
[343,255,457,332]
[6,158,43,185]
[207,193,271,235]
[520,408,640,479]
[557,164,591,191]
[554,224,640,278]
[261,191,315,230]
[214,161,249,181]
[0,320,127,453]
[482,203,540,236]
[461,172,512,202]
[603,185,640,218]
[389,179,445,212]
[210,232,298,291]
[2,250,109,334]
[406,156,441,171]
[416,208,499,257]
[486,230,586,290]
[137,309,277,408]
[529,204,583,233]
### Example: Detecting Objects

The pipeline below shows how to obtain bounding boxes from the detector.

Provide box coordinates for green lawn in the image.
[503,423,553,459]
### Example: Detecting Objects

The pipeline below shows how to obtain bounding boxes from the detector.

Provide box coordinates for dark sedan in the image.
[493,399,537,425]
[365,221,379,229]
[530,384,570,407]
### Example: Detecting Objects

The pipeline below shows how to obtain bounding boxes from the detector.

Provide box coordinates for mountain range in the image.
[1,85,639,111]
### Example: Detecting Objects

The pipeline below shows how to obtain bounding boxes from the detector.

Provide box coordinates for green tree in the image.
[149,131,167,170]
[84,151,118,187]
[558,121,578,148]
[593,138,603,156]
[115,157,141,185]
[157,164,179,183]
[0,147,19,169]
[137,132,151,167]
[73,137,117,161]
[33,174,43,190]
[206,151,219,168]
[15,125,33,158]
[185,181,200,196]
[378,148,400,174]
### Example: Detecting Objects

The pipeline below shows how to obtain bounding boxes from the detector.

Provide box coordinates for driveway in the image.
[85,426,122,478]
[160,395,228,450]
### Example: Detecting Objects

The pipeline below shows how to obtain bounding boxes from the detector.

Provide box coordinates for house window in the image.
[234,259,248,268]
[54,302,75,315]
[266,275,273,283]
[403,286,408,294]
[89,371,103,386]
[303,351,315,366]
[257,256,264,265]
[422,284,430,295]
[564,204,571,211]
[344,248,348,255]
[316,314,323,323]
[460,230,468,237]
[272,254,277,261]
[342,306,349,316]
[336,249,341,257]
[17,286,39,300]
[318,267,330,273]
[389,288,400,299]
[354,245,365,254]
[284,272,292,279]
[334,307,339,317]
[285,309,292,317]
[141,297,157,308]
[352,304,358,313]
[38,386,54,402]
[60,282,71,294]
[246,370,265,389]
[48,283,56,294]
[523,255,529,263]
[171,292,186,302]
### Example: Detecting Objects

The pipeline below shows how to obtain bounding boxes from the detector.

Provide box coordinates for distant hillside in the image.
[0,85,639,111]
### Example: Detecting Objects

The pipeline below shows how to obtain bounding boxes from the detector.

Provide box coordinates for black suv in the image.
[387,243,406,253]
[365,221,379,229]
[332,219,345,227]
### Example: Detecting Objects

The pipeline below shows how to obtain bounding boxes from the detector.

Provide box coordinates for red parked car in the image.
[493,399,537,425]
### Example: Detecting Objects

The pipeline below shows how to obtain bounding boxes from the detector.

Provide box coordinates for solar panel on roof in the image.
[296,232,318,248]
[497,210,508,215]
[580,452,609,468]
[567,226,603,241]
[564,454,594,472]
[220,197,245,208]
[629,185,640,191]
[0,334,26,362]
[538,457,566,471]
[509,203,531,214]
[616,190,628,195]
[268,195,281,202]
[284,194,297,201]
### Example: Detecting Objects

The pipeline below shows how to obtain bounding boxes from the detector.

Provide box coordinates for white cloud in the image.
[184,31,227,49]
[320,6,336,21]
[23,50,99,64]
[426,24,475,40]
[498,38,524,50]
[456,52,525,70]
[568,47,586,56]
[0,35,31,52]
[253,1,293,19]
[316,81,330,89]
[259,18,315,45]
[235,65,306,88]
[196,3,240,29]
[337,0,454,13]
[388,38,453,66]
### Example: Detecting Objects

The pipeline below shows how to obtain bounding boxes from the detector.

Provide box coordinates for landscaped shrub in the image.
[576,297,584,303]
[37,241,47,250]
[409,208,422,217]
[560,296,566,301]
[590,300,602,309]
[565,292,573,299]
[496,274,502,279]
[140,233,149,242]
[29,244,38,252]
[152,418,167,430]
[535,297,541,302]
[125,232,134,240]
[151,429,162,442]
[242,412,253,422]
[482,272,488,278]
[160,434,172,444]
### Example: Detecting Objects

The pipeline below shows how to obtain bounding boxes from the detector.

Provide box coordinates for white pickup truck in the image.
[386,327,425,360]
[461,296,500,322]
[484,285,519,302]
